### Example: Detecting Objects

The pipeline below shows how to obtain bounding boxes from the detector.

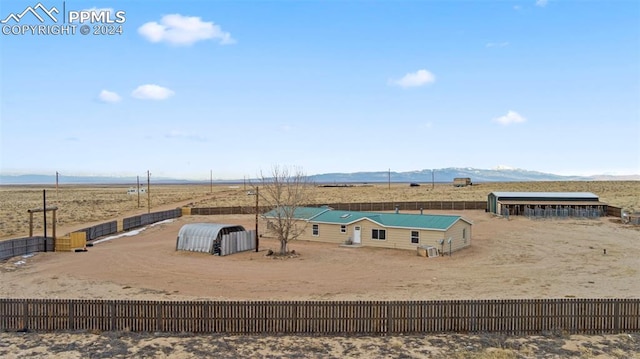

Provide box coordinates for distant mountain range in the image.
[1,168,637,185]
[310,168,638,183]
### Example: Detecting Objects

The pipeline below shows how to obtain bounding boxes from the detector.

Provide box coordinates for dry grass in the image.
[1,181,639,358]
[1,181,638,239]
[1,332,638,358]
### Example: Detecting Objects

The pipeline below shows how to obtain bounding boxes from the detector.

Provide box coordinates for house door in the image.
[353,226,361,244]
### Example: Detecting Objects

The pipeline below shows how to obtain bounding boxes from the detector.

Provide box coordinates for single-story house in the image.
[263,207,472,253]
[487,192,607,216]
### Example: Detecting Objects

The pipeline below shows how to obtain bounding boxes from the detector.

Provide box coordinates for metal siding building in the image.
[176,223,246,255]
[487,192,607,216]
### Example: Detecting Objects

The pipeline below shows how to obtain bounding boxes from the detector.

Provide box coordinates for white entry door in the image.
[353,226,361,244]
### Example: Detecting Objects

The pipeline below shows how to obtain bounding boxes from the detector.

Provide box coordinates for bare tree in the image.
[258,165,314,255]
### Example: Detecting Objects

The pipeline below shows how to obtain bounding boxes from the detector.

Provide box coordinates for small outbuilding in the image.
[453,178,472,187]
[176,223,254,256]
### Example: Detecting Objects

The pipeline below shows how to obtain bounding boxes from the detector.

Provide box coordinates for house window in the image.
[372,229,386,240]
[312,224,319,236]
[340,225,346,234]
[462,228,467,242]
[411,231,419,244]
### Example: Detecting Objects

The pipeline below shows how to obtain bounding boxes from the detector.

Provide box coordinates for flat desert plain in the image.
[1,180,638,239]
[1,181,639,358]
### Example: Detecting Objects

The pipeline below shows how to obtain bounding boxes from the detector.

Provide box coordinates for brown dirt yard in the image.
[2,210,638,301]
[1,182,639,358]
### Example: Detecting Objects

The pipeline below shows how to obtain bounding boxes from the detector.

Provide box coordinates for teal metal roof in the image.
[309,208,464,231]
[263,206,468,230]
[263,206,330,220]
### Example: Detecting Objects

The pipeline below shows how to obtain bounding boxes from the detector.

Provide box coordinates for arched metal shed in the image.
[176,223,246,255]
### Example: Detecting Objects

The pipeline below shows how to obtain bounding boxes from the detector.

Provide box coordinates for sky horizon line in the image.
[1,1,638,179]
[1,166,638,181]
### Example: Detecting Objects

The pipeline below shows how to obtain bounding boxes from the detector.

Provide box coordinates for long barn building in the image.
[487,192,608,217]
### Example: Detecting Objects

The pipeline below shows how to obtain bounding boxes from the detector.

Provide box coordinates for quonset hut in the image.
[176,223,247,255]
[487,192,607,217]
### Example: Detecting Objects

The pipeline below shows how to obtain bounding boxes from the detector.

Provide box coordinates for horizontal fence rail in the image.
[123,209,182,231]
[78,221,118,241]
[607,206,622,217]
[190,201,488,216]
[1,298,638,335]
[0,237,54,261]
[323,201,487,211]
[190,206,270,216]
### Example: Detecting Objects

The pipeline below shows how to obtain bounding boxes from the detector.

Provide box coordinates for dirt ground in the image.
[2,180,638,239]
[1,331,638,358]
[2,211,638,301]
[1,201,639,357]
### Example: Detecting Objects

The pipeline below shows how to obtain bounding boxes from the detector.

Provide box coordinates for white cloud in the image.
[390,69,436,88]
[138,14,235,46]
[486,41,509,48]
[98,90,121,103]
[131,84,175,100]
[165,130,207,142]
[535,0,548,7]
[492,110,527,125]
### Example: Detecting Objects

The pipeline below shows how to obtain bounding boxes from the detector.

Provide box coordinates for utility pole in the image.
[43,190,47,252]
[255,186,259,252]
[432,169,435,189]
[388,168,391,190]
[55,171,59,202]
[147,170,151,214]
[137,175,141,208]
[210,169,213,194]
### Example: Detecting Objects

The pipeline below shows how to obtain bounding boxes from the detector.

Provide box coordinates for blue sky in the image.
[1,0,638,180]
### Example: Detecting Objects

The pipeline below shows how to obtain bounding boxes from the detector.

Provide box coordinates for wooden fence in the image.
[607,205,622,217]
[77,221,118,241]
[1,298,638,335]
[190,201,488,216]
[122,209,182,231]
[324,201,487,211]
[0,237,54,261]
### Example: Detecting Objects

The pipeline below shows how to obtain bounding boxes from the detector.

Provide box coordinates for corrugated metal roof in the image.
[176,223,245,254]
[310,208,465,231]
[263,206,330,220]
[498,200,607,206]
[490,192,599,199]
[263,206,470,230]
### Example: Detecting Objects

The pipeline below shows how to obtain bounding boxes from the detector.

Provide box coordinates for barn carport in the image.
[176,223,248,255]
[487,192,608,217]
